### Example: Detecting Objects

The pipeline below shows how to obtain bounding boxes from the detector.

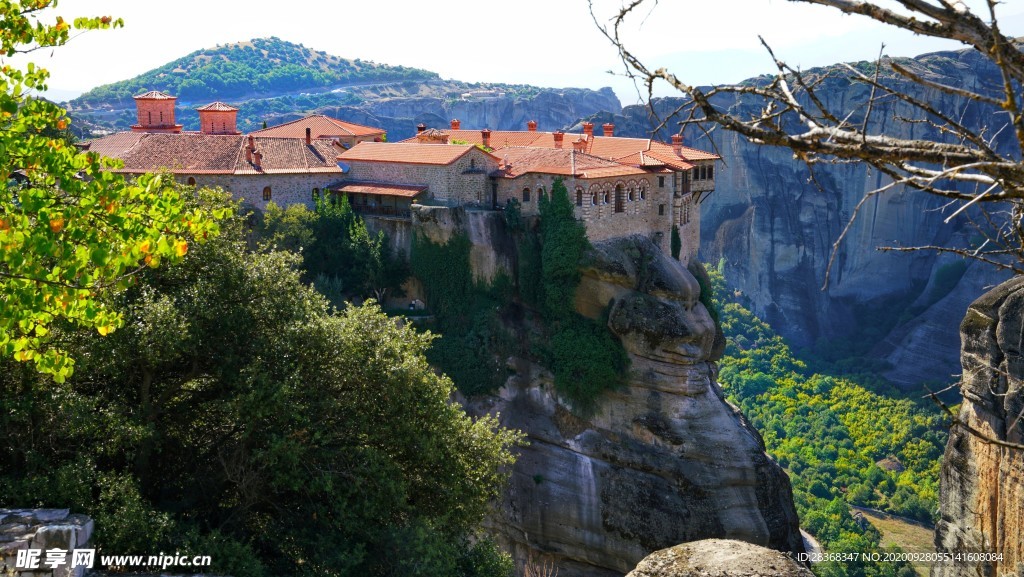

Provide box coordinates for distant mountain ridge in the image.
[72,37,438,106]
[68,37,621,138]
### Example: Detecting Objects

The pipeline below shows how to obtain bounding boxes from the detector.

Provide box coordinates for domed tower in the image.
[197,101,240,135]
[131,90,183,133]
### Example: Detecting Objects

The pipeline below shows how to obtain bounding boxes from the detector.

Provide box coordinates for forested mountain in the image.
[72,37,438,105]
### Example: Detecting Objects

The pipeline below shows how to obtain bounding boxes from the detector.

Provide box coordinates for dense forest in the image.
[708,265,949,577]
[71,37,439,106]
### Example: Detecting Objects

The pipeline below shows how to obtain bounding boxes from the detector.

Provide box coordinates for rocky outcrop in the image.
[626,539,812,577]
[0,509,94,577]
[462,232,803,577]
[933,276,1024,577]
[608,48,1013,389]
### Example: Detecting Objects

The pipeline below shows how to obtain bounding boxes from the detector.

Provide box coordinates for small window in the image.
[707,165,714,180]
[659,204,665,216]
[263,186,272,201]
[602,192,609,204]
[640,185,647,200]
[628,189,634,202]
[187,177,196,186]
[591,193,597,206]
[576,187,583,206]
[522,187,531,202]
[658,176,665,188]
[692,167,699,180]
[470,158,476,169]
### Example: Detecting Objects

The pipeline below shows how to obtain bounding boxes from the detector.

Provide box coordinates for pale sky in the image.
[12,0,1024,105]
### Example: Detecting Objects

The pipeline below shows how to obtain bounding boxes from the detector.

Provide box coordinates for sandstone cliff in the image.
[933,276,1024,577]
[606,48,1012,389]
[626,539,813,577]
[428,210,805,576]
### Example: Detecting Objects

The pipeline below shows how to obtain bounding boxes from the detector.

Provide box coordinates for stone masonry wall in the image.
[177,173,341,211]
[346,148,497,206]
[0,509,93,577]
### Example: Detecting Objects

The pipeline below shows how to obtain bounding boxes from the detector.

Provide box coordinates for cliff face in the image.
[609,48,1012,389]
[441,215,803,576]
[933,276,1024,577]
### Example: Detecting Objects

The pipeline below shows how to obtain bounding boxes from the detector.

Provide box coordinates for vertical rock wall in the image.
[934,276,1024,577]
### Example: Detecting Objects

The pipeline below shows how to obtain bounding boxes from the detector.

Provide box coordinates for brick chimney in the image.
[553,131,564,149]
[671,134,683,155]
[582,122,594,138]
[245,146,253,164]
[197,102,239,135]
[417,123,427,134]
[305,127,312,146]
[253,150,263,170]
[573,138,587,153]
[527,120,537,132]
[481,128,492,149]
[450,119,461,130]
[602,123,614,137]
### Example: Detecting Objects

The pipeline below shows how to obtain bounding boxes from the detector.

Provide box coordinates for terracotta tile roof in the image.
[251,114,385,139]
[340,141,492,165]
[235,136,342,174]
[85,132,344,175]
[134,90,175,100]
[402,128,719,163]
[333,182,426,198]
[497,147,647,179]
[196,101,238,111]
[117,133,243,173]
[83,131,146,160]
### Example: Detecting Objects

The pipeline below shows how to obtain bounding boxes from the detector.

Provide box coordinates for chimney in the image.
[583,122,594,138]
[553,131,564,149]
[481,128,492,149]
[245,146,253,164]
[417,123,427,134]
[450,119,461,130]
[602,123,614,137]
[573,138,587,153]
[527,120,537,132]
[253,150,262,170]
[305,127,312,145]
[248,135,255,150]
[671,134,683,155]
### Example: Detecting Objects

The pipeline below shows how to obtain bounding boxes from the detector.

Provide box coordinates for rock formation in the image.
[0,509,94,577]
[456,228,803,576]
[608,48,1013,389]
[626,539,812,577]
[933,276,1024,577]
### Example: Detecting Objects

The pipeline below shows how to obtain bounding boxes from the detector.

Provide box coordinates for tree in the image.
[1,196,522,577]
[0,2,224,381]
[596,0,1024,280]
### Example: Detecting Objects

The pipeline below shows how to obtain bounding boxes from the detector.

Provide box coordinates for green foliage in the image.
[72,37,439,105]
[543,313,628,413]
[709,268,948,575]
[671,224,682,260]
[0,4,227,381]
[538,181,590,320]
[0,204,522,577]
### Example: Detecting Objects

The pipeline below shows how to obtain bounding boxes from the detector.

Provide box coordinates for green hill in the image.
[71,37,439,106]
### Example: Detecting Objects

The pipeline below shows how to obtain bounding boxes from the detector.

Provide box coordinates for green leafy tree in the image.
[0,2,224,381]
[1,199,521,577]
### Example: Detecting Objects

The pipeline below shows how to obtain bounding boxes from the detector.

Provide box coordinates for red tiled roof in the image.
[333,182,426,198]
[197,101,238,111]
[497,147,647,179]
[134,90,175,100]
[401,127,719,163]
[82,131,146,159]
[85,132,344,175]
[340,141,493,165]
[252,114,385,139]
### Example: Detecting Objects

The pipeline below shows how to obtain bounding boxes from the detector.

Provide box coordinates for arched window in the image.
[614,184,625,213]
[627,188,635,202]
[263,186,272,201]
[187,177,196,186]
[591,192,597,206]
[576,187,584,206]
[640,184,647,200]
[522,187,531,202]
[602,191,609,204]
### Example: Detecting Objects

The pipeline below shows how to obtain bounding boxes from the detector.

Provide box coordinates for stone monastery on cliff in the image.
[86,91,718,263]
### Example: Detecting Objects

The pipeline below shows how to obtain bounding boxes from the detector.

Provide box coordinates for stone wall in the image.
[346,148,497,206]
[177,172,341,211]
[0,509,93,577]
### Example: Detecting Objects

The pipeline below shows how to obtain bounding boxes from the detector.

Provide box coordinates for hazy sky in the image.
[12,0,1024,104]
